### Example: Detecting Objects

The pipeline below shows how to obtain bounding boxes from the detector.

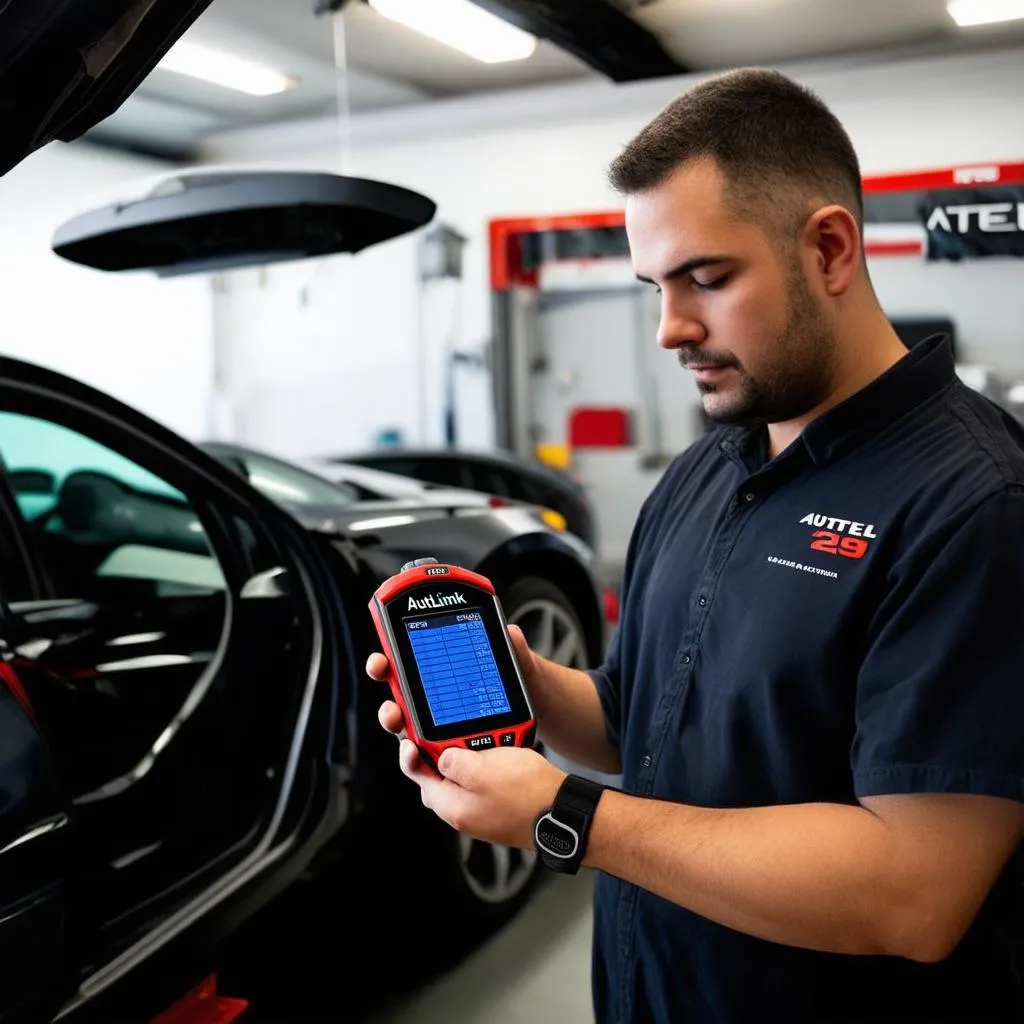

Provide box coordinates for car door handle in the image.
[240,567,291,600]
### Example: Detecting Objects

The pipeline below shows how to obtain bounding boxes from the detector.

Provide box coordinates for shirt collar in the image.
[719,334,957,471]
[801,334,957,466]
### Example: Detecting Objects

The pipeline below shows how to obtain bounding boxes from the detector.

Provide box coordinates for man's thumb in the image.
[437,746,474,784]
[508,624,533,667]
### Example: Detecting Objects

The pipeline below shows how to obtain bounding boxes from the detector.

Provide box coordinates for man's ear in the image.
[803,204,862,298]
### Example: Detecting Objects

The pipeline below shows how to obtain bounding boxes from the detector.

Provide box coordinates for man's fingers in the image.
[399,740,445,796]
[378,700,404,735]
[507,625,534,672]
[437,746,477,786]
[365,653,390,681]
[399,738,423,778]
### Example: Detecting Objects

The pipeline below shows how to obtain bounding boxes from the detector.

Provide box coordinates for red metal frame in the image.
[861,239,928,257]
[489,160,1024,287]
[489,211,626,290]
[861,161,1024,194]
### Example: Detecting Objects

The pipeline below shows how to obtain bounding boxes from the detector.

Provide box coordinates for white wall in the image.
[0,142,213,439]
[197,44,1024,460]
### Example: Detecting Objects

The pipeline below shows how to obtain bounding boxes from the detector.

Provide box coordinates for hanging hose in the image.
[330,6,354,176]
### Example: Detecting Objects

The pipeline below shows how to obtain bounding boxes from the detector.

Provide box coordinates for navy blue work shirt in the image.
[589,336,1024,1023]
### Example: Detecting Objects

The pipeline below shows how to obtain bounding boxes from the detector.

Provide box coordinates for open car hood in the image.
[51,170,438,275]
[0,0,216,177]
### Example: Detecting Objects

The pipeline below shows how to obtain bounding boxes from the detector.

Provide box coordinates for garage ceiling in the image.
[86,0,1024,160]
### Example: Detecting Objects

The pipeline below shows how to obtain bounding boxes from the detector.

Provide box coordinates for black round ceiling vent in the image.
[52,170,437,276]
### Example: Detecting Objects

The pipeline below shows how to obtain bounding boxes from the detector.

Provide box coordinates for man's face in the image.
[625,157,838,426]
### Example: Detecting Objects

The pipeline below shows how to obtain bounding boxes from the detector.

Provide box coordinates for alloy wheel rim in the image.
[507,597,587,668]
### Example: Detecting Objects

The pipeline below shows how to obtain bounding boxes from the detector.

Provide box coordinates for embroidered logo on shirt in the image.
[798,512,875,561]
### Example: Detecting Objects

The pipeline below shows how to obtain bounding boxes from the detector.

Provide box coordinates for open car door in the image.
[0,356,353,1021]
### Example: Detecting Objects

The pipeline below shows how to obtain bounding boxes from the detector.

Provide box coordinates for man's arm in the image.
[394,745,1023,962]
[585,789,1024,962]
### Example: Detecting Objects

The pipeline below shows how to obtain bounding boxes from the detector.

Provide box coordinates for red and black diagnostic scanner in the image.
[369,557,537,774]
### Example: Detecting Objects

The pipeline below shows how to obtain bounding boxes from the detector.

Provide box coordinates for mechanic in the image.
[368,67,1024,1022]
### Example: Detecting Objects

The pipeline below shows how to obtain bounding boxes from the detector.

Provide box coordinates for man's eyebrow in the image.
[635,255,731,284]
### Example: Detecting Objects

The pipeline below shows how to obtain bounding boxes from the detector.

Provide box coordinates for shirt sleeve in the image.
[852,487,1024,804]
[588,629,622,749]
[586,471,660,751]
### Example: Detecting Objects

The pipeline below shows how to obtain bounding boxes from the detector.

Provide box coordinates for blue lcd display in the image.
[405,610,512,727]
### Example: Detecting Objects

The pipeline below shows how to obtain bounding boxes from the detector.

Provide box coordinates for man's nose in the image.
[656,299,706,351]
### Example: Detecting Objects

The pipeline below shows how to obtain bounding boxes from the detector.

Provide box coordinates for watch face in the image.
[535,812,579,859]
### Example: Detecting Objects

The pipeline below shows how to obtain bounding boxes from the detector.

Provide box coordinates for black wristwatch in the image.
[533,773,605,874]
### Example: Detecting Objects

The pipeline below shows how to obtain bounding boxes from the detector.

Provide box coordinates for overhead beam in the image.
[470,0,687,82]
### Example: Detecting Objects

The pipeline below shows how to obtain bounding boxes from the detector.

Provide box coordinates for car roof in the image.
[313,459,489,502]
[340,447,580,489]
[201,441,491,505]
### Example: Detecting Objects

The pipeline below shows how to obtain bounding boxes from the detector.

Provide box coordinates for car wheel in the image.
[501,576,588,669]
[416,818,541,931]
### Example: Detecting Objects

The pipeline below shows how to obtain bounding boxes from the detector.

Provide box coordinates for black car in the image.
[0,358,605,1024]
[336,447,599,549]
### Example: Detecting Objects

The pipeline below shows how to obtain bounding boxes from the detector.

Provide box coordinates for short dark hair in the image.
[608,68,863,240]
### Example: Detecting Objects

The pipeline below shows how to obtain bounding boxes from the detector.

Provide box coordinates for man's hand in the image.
[398,741,564,849]
[366,626,564,849]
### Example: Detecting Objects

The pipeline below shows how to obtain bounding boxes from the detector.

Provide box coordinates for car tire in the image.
[500,576,589,671]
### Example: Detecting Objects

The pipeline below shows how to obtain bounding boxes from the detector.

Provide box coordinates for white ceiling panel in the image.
[87,0,1024,160]
[634,0,1023,68]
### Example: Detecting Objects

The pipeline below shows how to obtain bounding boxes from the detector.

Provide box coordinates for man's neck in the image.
[766,314,909,460]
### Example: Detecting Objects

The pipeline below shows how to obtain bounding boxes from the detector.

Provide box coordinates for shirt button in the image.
[642,755,653,768]
[743,491,756,503]
[698,596,707,607]
[682,653,691,664]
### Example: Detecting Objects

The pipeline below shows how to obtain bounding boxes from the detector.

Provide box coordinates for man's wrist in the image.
[533,773,606,874]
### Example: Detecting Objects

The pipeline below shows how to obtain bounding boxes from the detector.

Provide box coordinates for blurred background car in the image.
[203,441,501,510]
[333,446,598,550]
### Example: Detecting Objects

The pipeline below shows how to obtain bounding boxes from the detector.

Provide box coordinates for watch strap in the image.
[534,774,605,874]
[555,773,604,817]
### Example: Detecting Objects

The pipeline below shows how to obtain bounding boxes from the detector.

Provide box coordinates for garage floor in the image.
[365,870,596,1024]
[223,856,598,1023]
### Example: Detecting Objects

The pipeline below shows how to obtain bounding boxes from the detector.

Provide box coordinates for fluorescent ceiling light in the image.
[157,41,297,96]
[367,0,538,63]
[947,0,1024,26]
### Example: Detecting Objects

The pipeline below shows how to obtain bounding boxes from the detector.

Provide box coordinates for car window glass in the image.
[370,458,419,477]
[420,458,466,489]
[0,411,225,598]
[517,476,548,505]
[496,471,528,501]
[231,450,358,509]
[466,465,509,497]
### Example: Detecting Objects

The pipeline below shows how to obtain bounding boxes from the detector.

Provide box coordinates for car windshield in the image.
[209,446,359,509]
